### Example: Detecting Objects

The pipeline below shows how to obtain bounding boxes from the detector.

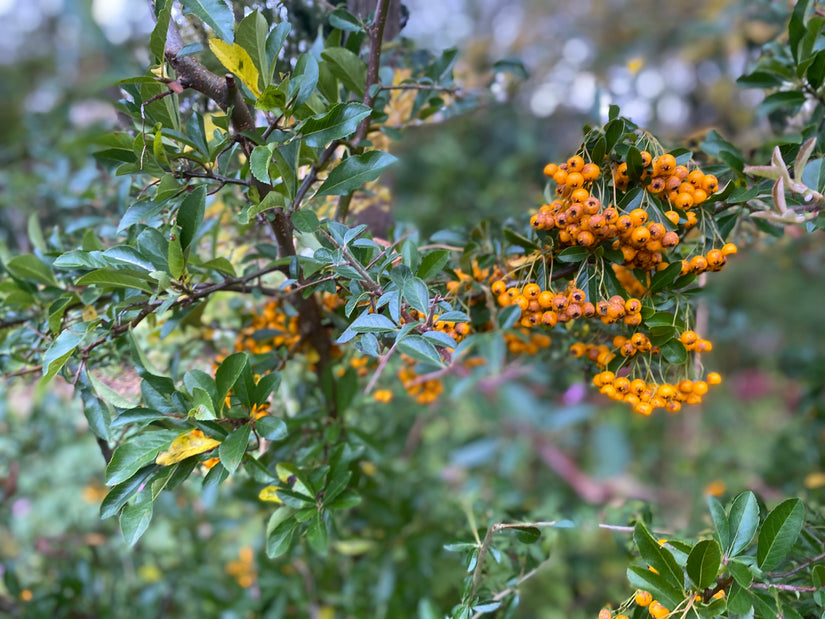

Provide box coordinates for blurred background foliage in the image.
[1,0,824,617]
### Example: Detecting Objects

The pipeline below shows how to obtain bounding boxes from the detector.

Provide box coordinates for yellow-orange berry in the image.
[648,601,669,619]
[707,372,722,385]
[721,242,738,256]
[635,590,653,607]
[491,280,507,296]
[543,162,558,177]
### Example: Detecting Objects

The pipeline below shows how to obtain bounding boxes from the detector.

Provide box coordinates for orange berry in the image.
[553,169,569,185]
[523,283,541,299]
[702,174,719,194]
[599,610,612,619]
[648,601,669,619]
[567,154,585,172]
[566,172,585,189]
[543,162,558,177]
[581,162,600,181]
[721,242,738,256]
[629,208,649,226]
[491,280,507,296]
[707,372,722,385]
[653,154,676,177]
[635,590,653,607]
[664,210,680,226]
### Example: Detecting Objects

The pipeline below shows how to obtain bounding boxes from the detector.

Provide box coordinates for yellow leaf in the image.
[156,429,221,466]
[82,305,98,322]
[258,485,283,503]
[208,39,261,98]
[804,472,825,489]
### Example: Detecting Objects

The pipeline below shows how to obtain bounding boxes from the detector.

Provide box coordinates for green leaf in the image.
[727,559,753,588]
[556,246,589,263]
[81,391,112,442]
[417,250,450,281]
[215,352,248,411]
[255,415,288,441]
[100,467,156,519]
[660,339,688,364]
[727,581,753,615]
[180,0,234,43]
[634,521,684,592]
[250,144,275,184]
[41,329,84,383]
[76,268,155,293]
[398,335,443,366]
[290,52,319,109]
[349,311,396,334]
[707,495,730,551]
[326,488,361,510]
[149,2,173,60]
[686,539,722,589]
[105,430,179,485]
[759,91,807,116]
[177,185,206,252]
[219,423,251,473]
[328,7,362,31]
[307,513,329,554]
[727,490,760,557]
[514,527,542,544]
[321,47,367,98]
[315,151,398,196]
[292,209,320,233]
[168,235,184,279]
[120,498,153,547]
[757,498,805,571]
[266,510,298,558]
[237,10,269,88]
[266,22,291,71]
[301,102,371,148]
[5,254,57,285]
[402,277,430,316]
[646,262,683,296]
[626,566,683,610]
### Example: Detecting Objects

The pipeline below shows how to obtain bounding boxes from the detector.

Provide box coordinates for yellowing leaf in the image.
[208,39,261,98]
[258,485,283,503]
[82,305,98,322]
[804,472,825,489]
[156,429,221,466]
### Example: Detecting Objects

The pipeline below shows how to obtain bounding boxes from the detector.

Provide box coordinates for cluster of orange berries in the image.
[679,243,738,275]
[593,370,721,415]
[446,262,504,299]
[570,332,657,367]
[505,329,552,355]
[612,264,648,297]
[398,360,444,404]
[599,590,670,619]
[235,300,302,355]
[614,151,719,207]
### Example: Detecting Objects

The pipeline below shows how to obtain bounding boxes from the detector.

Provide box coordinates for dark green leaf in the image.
[266,510,298,558]
[237,10,269,87]
[307,513,329,554]
[177,185,206,252]
[707,495,730,551]
[266,22,291,71]
[5,254,57,285]
[728,490,760,557]
[100,467,156,519]
[105,430,179,486]
[686,540,722,589]
[757,498,805,570]
[215,352,249,410]
[626,566,682,610]
[321,47,367,97]
[76,268,155,293]
[315,151,398,196]
[646,262,682,296]
[219,423,252,474]
[301,102,370,148]
[634,521,685,592]
[417,250,450,280]
[149,2,173,61]
[660,339,688,364]
[556,246,589,263]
